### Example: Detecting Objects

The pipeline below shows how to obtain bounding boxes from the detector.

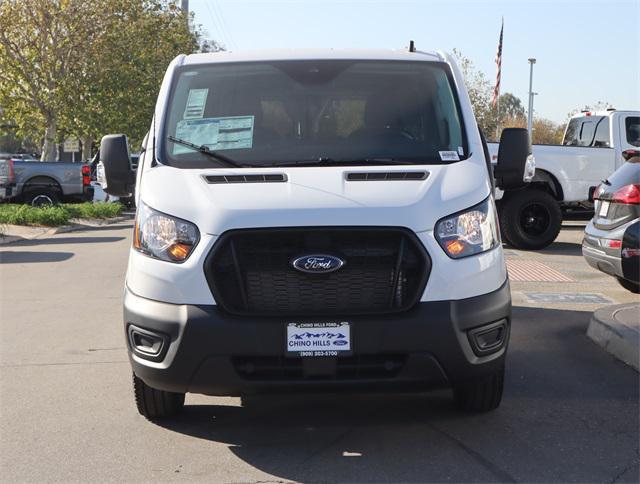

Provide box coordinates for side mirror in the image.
[494,128,535,190]
[98,134,135,197]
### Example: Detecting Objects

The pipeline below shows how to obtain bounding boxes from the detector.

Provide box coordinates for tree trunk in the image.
[41,120,58,161]
[81,135,93,161]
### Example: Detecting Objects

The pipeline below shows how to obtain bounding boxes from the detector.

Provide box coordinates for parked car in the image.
[0,157,16,201]
[7,159,94,205]
[99,48,532,419]
[0,153,40,162]
[489,110,640,249]
[582,150,640,293]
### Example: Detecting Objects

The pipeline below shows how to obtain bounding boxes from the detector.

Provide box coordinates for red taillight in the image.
[593,184,603,200]
[611,184,640,205]
[8,160,15,183]
[622,149,640,161]
[602,239,622,249]
[81,164,91,186]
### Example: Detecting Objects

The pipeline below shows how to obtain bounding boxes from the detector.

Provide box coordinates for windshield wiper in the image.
[270,157,417,167]
[167,136,243,168]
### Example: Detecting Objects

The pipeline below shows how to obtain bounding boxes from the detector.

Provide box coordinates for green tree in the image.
[452,50,533,142]
[498,92,526,121]
[0,0,99,160]
[453,49,497,138]
[532,118,565,145]
[66,0,202,159]
[0,0,215,160]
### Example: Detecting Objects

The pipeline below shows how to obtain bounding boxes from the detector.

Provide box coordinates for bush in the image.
[64,202,123,220]
[0,202,123,227]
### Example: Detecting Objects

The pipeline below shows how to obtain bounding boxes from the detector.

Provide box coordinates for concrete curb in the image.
[0,215,132,245]
[587,303,640,371]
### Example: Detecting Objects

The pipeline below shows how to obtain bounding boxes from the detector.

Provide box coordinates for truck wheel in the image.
[616,277,640,294]
[453,366,504,413]
[23,188,59,206]
[500,189,562,250]
[133,373,185,420]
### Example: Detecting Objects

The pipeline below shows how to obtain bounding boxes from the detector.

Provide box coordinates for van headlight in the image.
[134,201,199,262]
[435,197,500,259]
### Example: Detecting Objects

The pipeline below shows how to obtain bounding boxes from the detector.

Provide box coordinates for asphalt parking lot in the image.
[1,219,638,483]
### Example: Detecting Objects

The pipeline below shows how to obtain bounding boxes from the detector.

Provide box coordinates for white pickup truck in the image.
[489,110,640,249]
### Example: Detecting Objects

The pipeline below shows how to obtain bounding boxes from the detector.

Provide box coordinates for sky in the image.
[188,0,640,124]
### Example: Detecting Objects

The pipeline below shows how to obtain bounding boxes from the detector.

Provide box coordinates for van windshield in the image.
[161,60,467,168]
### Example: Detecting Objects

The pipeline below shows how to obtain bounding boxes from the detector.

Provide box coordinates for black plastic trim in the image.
[345,171,428,181]
[467,319,509,357]
[127,324,170,362]
[203,173,287,184]
[124,279,510,395]
[202,226,432,317]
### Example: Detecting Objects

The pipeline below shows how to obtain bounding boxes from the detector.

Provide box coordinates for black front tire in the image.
[23,187,60,206]
[617,277,640,294]
[453,366,505,413]
[499,189,562,250]
[133,373,185,420]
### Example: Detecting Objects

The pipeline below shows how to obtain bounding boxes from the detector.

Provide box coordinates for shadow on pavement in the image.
[152,305,639,483]
[560,223,589,231]
[0,251,74,263]
[7,236,125,247]
[534,240,583,256]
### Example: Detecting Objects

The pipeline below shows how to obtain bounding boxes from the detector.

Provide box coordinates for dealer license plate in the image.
[286,322,351,357]
[599,200,610,217]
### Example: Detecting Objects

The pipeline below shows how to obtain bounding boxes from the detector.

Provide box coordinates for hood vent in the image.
[204,173,287,184]
[346,171,428,181]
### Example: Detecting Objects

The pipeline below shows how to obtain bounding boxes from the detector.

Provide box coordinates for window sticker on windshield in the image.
[183,88,208,119]
[439,150,460,161]
[457,146,464,156]
[173,116,254,154]
[216,116,254,150]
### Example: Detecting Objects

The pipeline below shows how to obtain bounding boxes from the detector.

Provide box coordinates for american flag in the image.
[492,19,504,109]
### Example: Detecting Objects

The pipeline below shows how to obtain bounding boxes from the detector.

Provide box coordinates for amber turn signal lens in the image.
[167,242,192,261]
[133,220,141,249]
[445,239,465,256]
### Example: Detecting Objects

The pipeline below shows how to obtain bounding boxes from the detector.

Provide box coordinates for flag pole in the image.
[495,91,500,140]
[492,18,504,140]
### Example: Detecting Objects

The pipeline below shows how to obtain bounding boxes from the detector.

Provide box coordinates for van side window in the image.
[626,116,640,147]
[592,118,610,147]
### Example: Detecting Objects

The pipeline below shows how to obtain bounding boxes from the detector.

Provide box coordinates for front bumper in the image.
[124,280,511,396]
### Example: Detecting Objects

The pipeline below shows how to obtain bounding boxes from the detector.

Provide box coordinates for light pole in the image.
[527,58,536,140]
[181,0,189,30]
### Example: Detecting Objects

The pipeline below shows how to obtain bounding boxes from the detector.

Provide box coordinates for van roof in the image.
[571,109,640,119]
[181,48,444,65]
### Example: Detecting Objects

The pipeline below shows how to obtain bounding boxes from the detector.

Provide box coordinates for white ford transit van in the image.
[99,48,531,419]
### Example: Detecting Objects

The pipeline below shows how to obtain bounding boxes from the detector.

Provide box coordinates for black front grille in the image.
[204,228,430,316]
[233,355,406,381]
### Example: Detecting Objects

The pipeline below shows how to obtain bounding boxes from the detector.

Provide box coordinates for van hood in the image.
[140,157,491,235]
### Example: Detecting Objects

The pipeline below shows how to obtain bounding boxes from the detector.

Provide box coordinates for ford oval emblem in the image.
[292,254,345,274]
